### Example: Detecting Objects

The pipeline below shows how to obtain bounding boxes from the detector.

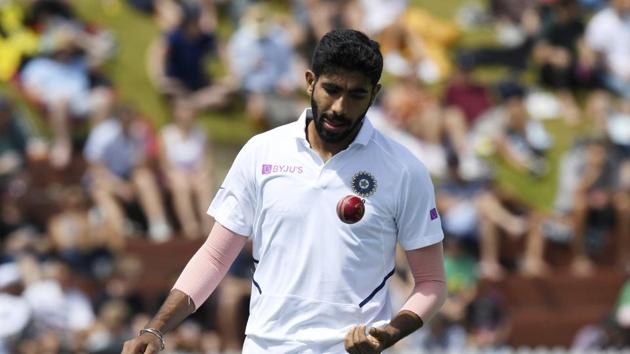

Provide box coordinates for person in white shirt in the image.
[160,99,215,239]
[584,0,630,98]
[122,29,447,354]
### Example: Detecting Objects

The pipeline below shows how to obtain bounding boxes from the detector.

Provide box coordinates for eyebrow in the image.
[321,82,369,95]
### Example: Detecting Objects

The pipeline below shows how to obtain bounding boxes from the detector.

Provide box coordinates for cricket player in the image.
[122,29,446,354]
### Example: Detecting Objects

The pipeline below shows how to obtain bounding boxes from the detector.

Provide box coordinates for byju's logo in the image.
[262,164,303,175]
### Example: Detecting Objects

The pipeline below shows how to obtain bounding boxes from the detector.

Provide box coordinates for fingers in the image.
[345,325,362,354]
[144,343,159,354]
[356,325,378,353]
[368,327,386,341]
[368,327,389,346]
[344,326,353,352]
[345,325,381,354]
[353,326,364,354]
[120,338,159,354]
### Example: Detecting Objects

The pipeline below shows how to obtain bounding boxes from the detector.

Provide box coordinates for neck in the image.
[306,119,361,162]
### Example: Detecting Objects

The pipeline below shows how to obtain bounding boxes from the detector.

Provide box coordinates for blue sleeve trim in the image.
[252,278,262,294]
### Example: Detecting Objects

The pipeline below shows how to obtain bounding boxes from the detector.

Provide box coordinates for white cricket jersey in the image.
[208,108,443,353]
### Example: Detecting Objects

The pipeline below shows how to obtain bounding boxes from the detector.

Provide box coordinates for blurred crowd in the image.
[2,0,630,352]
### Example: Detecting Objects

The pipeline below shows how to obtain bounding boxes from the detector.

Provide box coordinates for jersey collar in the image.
[293,108,374,147]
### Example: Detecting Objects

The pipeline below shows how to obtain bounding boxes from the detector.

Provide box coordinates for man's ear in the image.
[370,83,382,105]
[305,70,316,95]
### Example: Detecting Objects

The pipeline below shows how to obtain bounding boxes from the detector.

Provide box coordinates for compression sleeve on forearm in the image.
[172,223,248,310]
[399,242,447,324]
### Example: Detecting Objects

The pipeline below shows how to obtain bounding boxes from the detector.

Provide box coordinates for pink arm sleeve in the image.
[400,242,448,323]
[172,223,248,310]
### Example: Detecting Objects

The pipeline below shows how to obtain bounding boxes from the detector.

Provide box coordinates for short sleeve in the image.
[396,162,444,250]
[207,138,258,237]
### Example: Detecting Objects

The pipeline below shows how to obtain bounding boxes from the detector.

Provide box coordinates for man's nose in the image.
[331,95,347,116]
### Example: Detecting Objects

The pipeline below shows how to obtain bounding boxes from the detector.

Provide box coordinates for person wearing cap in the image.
[122,29,446,354]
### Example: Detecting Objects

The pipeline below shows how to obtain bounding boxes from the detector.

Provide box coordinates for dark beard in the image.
[310,96,368,144]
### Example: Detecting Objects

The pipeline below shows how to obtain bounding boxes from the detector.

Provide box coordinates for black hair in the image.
[311,29,383,86]
[497,80,526,102]
[179,2,201,28]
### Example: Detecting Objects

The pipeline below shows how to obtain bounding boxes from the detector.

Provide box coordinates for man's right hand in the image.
[121,333,162,354]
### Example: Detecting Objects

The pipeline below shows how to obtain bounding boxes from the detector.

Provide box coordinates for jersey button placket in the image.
[317,165,328,190]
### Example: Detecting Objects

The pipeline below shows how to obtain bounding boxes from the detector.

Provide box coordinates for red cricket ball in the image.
[336,195,365,224]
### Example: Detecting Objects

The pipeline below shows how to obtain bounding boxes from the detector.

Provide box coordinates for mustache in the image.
[320,112,350,125]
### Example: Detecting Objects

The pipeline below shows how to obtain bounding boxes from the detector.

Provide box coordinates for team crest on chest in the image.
[351,171,377,197]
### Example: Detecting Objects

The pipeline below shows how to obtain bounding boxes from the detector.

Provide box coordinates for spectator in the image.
[573,316,630,350]
[83,105,172,242]
[25,0,77,26]
[0,96,34,190]
[147,0,234,112]
[227,3,302,130]
[443,58,494,128]
[22,257,96,350]
[465,291,511,349]
[20,23,114,168]
[379,5,460,83]
[491,0,537,27]
[441,237,479,323]
[437,155,547,280]
[584,0,630,98]
[168,320,222,353]
[532,0,598,125]
[94,255,146,319]
[570,138,617,275]
[369,80,448,177]
[415,312,468,351]
[604,99,630,269]
[541,137,617,276]
[84,299,133,354]
[573,276,630,350]
[441,60,495,179]
[24,0,116,65]
[0,262,30,354]
[47,186,122,275]
[357,0,408,36]
[456,3,540,72]
[473,82,553,177]
[298,0,361,42]
[0,189,42,261]
[160,99,215,239]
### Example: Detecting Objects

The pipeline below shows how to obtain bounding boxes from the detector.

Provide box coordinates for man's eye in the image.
[324,87,340,95]
[350,93,367,100]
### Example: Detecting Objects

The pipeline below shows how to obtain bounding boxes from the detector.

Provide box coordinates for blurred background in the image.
[1,0,630,353]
